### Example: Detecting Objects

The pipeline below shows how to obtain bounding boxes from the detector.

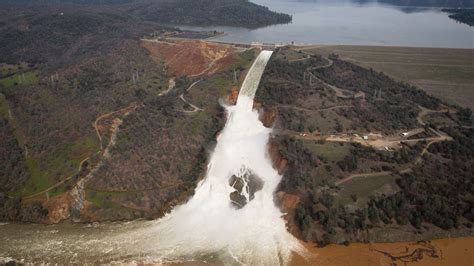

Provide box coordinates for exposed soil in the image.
[42,192,74,224]
[267,140,288,175]
[141,39,236,77]
[226,86,239,105]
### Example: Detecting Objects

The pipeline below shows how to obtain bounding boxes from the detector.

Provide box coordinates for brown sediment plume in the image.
[290,237,474,266]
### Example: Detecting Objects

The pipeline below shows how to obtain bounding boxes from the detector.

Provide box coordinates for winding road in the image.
[179,79,204,113]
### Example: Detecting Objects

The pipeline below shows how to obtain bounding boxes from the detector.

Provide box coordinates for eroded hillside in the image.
[141,39,236,77]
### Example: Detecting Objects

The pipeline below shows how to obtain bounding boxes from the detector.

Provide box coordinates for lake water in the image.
[177,0,474,48]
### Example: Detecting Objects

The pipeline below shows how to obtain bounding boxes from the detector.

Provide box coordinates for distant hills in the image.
[379,0,474,7]
[0,0,136,4]
[356,0,474,7]
[0,0,292,28]
[443,8,474,26]
[132,0,292,28]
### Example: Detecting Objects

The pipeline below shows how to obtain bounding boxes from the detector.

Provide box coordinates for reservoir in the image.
[176,0,474,49]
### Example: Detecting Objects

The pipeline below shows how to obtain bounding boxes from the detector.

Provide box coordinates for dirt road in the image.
[179,79,204,113]
[277,104,352,112]
[335,171,393,186]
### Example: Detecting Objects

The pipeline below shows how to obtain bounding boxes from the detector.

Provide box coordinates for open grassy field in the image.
[337,173,397,206]
[0,71,38,87]
[302,141,351,163]
[306,45,474,109]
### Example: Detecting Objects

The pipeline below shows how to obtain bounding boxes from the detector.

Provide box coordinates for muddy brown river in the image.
[1,220,473,265]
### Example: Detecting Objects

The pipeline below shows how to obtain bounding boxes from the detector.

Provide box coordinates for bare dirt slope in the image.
[141,39,235,77]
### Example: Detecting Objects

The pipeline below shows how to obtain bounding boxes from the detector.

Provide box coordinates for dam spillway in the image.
[237,50,273,107]
[0,50,303,265]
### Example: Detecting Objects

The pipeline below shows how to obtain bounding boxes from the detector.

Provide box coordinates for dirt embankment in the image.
[258,107,277,128]
[259,104,287,176]
[141,39,236,77]
[258,105,302,238]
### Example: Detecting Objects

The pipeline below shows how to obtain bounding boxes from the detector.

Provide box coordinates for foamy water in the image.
[0,50,305,265]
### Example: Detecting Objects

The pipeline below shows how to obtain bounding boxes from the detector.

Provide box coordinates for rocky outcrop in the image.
[229,172,264,209]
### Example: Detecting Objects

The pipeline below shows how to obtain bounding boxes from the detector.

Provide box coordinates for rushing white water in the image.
[115,50,304,264]
[127,50,303,264]
[0,50,305,265]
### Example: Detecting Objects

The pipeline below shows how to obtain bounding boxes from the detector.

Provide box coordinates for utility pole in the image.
[233,69,237,84]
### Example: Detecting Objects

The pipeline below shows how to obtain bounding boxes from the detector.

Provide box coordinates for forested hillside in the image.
[443,8,474,26]
[0,1,261,223]
[256,47,473,246]
[0,0,292,28]
[366,0,474,7]
[0,0,135,4]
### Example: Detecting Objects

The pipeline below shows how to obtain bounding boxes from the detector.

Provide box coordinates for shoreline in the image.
[186,29,473,50]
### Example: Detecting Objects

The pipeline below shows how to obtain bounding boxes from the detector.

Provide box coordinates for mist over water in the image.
[0,51,305,265]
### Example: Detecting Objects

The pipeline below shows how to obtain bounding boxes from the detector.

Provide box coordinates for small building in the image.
[363,135,369,140]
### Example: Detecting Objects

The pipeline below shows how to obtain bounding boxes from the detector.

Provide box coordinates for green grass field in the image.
[304,109,354,133]
[0,71,39,87]
[337,173,397,206]
[10,135,99,198]
[302,141,351,163]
